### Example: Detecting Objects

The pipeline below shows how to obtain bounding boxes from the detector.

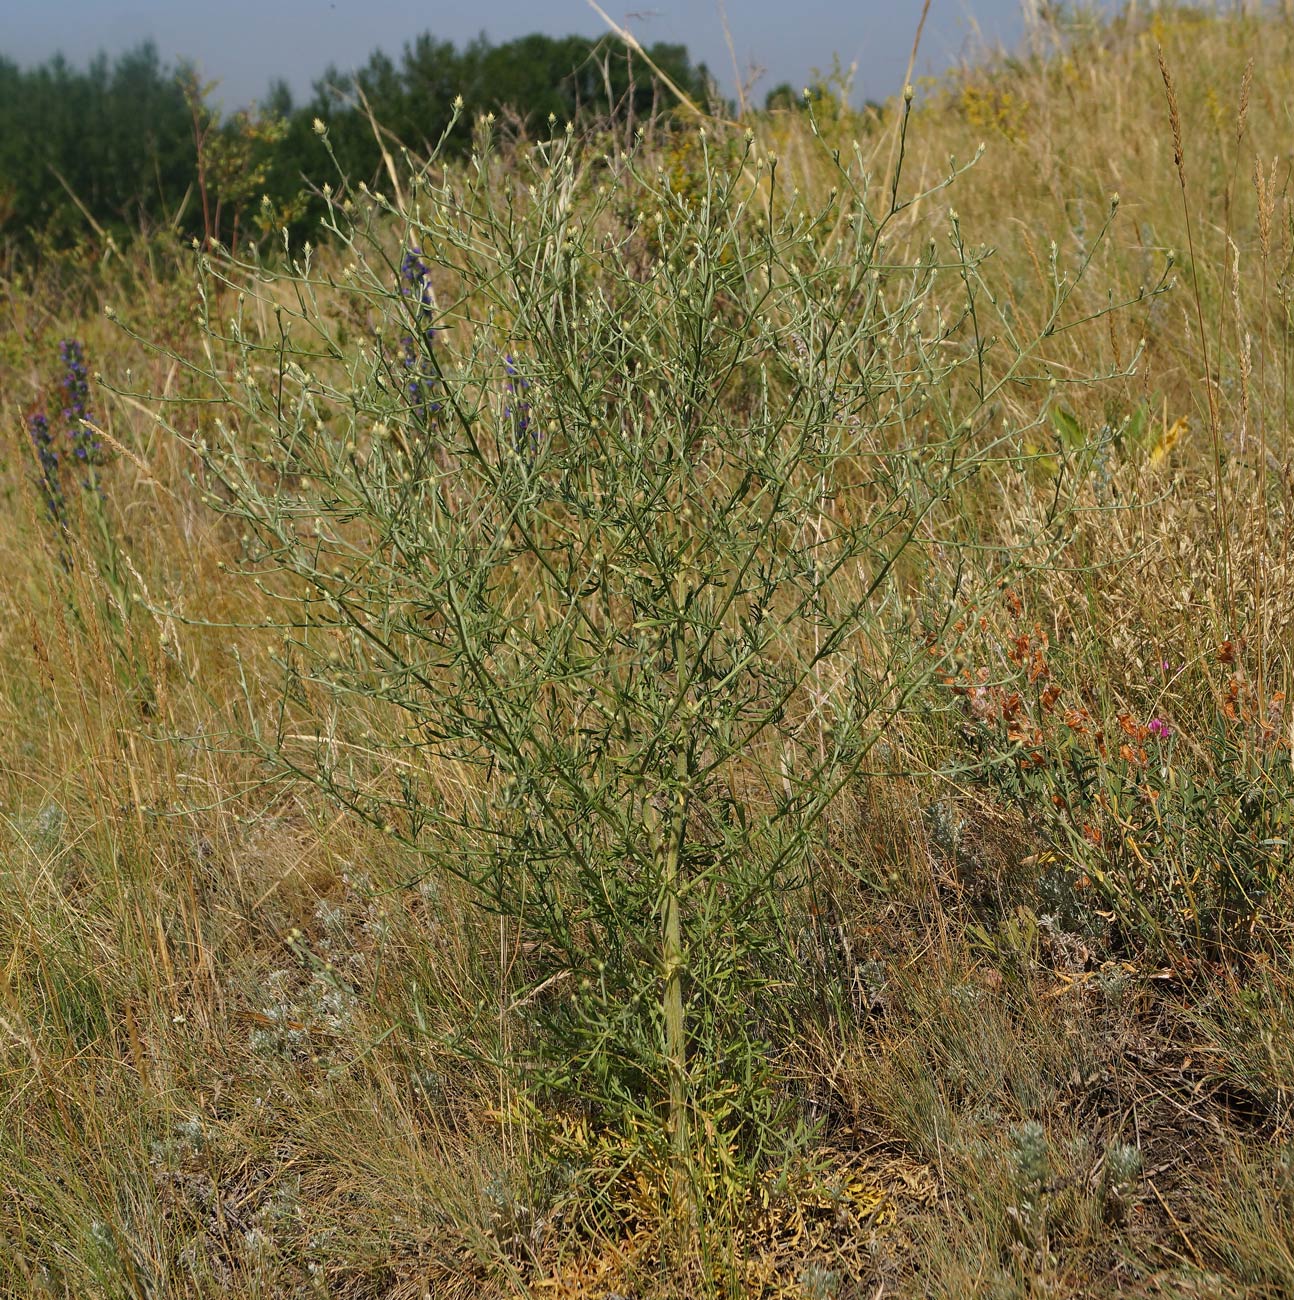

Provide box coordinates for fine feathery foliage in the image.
[11,5,1294,1296]
[112,98,1144,1227]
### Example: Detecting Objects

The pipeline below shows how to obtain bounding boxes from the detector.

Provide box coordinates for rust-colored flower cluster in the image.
[934,591,1294,952]
[945,590,1082,772]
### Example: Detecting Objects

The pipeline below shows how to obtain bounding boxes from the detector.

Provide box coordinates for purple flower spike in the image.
[397,248,440,426]
[59,339,100,467]
[28,411,65,523]
[504,353,535,458]
[28,340,104,539]
[1147,717,1172,740]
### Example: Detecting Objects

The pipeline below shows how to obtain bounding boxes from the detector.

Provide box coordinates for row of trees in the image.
[0,33,714,252]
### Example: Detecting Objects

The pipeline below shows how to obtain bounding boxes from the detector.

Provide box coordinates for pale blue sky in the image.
[5,2,1087,110]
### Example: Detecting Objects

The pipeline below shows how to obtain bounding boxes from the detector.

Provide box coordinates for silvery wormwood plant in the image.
[110,108,1140,1218]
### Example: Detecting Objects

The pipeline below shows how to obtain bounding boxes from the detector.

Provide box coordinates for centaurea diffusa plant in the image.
[120,102,1142,1239]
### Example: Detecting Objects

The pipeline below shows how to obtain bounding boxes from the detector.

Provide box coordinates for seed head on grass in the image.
[1156,45,1185,181]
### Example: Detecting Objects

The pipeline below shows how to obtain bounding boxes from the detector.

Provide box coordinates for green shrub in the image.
[117,101,1136,1231]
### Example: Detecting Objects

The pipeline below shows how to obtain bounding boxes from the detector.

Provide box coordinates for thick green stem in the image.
[663,788,688,1216]
[650,740,691,1243]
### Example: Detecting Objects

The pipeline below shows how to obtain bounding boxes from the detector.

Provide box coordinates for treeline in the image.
[0,33,713,253]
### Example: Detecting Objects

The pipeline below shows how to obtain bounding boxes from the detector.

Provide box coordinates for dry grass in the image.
[4,4,1294,1296]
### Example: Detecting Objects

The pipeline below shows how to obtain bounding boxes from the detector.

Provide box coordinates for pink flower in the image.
[1147,717,1172,740]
